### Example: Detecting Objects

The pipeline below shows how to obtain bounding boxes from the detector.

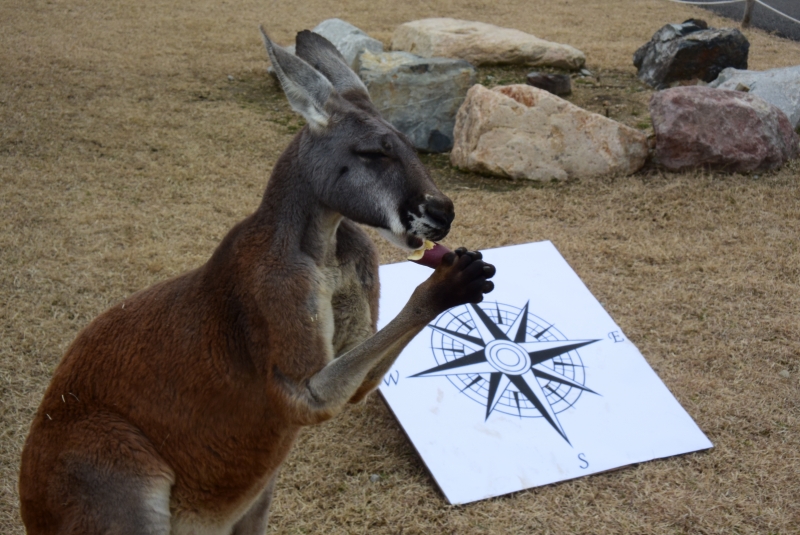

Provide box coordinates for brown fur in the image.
[18,30,495,534]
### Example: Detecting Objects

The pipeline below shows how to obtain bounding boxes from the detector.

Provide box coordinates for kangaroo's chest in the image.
[315,262,371,357]
[312,265,339,358]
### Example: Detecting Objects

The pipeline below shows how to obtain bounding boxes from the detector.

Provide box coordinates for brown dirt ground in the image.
[2,0,800,533]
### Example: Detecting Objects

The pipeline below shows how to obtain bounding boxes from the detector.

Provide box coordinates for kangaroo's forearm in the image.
[301,297,435,418]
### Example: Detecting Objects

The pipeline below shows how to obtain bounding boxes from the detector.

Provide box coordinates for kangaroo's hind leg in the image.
[231,471,279,535]
[19,411,174,535]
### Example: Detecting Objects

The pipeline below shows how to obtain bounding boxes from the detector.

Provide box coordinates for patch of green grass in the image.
[477,64,536,88]
[224,70,286,111]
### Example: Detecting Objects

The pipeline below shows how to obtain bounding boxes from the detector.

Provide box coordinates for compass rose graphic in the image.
[411,301,600,444]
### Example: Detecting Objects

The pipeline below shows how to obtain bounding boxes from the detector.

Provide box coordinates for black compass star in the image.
[411,302,600,444]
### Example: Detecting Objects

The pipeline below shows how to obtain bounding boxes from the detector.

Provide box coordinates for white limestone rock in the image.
[272,19,383,71]
[391,18,585,70]
[709,65,800,129]
[450,84,648,180]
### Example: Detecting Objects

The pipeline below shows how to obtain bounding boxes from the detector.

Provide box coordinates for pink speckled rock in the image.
[650,85,799,172]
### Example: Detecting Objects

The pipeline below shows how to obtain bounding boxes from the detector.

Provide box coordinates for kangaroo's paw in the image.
[419,247,496,314]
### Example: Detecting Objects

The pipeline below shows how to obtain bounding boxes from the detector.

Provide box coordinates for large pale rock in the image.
[359,51,477,153]
[709,65,800,129]
[650,86,799,172]
[277,19,383,70]
[450,84,648,180]
[391,18,585,70]
[633,19,749,89]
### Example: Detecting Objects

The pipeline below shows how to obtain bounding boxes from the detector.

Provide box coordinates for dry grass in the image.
[2,0,800,533]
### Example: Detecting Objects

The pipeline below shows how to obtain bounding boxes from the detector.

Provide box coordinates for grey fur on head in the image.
[258,24,455,252]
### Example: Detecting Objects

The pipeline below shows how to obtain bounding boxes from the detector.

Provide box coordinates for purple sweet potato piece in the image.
[410,243,451,269]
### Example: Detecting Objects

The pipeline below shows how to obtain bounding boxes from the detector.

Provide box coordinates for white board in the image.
[377,241,712,505]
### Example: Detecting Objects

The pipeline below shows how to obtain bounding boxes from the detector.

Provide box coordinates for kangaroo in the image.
[18,27,495,534]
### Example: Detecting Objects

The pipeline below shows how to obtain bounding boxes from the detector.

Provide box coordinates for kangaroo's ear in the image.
[260,25,334,130]
[295,30,369,98]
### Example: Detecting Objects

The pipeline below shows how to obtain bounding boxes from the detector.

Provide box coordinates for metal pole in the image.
[741,0,756,28]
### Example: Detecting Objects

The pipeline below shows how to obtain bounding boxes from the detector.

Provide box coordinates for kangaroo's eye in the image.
[356,151,387,161]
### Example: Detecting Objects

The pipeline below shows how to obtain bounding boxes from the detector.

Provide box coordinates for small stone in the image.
[369,474,380,483]
[779,370,790,379]
[526,72,571,96]
[227,75,235,81]
[391,18,585,70]
[580,68,593,77]
[649,86,799,172]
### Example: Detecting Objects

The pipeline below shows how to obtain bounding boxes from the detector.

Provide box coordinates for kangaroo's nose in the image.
[424,196,455,233]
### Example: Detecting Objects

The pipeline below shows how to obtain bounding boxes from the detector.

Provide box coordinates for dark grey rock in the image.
[526,72,571,96]
[633,19,749,89]
[359,51,477,153]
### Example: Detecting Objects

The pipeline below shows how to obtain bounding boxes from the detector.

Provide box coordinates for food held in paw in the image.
[408,240,451,268]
